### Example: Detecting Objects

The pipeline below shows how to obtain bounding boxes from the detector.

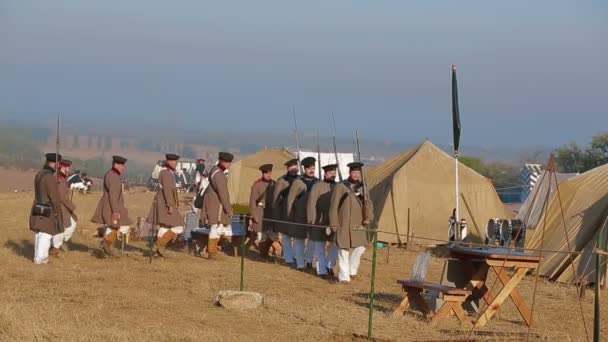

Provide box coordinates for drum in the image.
[485,218,502,245]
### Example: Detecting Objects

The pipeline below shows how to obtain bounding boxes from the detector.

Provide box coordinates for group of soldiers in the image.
[29,150,373,284]
[249,157,374,283]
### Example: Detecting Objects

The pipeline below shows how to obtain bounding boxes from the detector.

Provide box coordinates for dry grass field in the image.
[0,190,605,342]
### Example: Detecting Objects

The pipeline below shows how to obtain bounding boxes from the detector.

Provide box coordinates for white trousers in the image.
[293,238,306,269]
[34,232,52,264]
[158,226,184,238]
[62,216,77,242]
[51,233,64,249]
[104,226,131,236]
[305,238,314,264]
[281,234,294,263]
[209,224,232,239]
[313,241,328,275]
[327,244,340,270]
[338,246,366,282]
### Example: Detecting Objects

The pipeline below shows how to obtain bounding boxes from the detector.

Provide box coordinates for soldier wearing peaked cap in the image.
[92,155,132,257]
[29,153,64,264]
[248,164,281,258]
[54,159,78,252]
[307,163,339,278]
[329,161,374,283]
[146,153,184,257]
[271,158,300,265]
[286,156,319,270]
[200,152,234,259]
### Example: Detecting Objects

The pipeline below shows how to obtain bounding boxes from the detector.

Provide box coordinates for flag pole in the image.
[452,64,462,242]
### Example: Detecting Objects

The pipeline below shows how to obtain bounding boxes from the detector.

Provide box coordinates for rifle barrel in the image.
[331,113,343,182]
[292,105,302,174]
[316,129,321,179]
[355,130,368,222]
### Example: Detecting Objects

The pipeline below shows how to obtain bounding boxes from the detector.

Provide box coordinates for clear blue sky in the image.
[1,1,606,148]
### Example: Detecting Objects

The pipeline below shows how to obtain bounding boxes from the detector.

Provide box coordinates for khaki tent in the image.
[227,148,294,205]
[367,140,507,245]
[516,170,577,228]
[526,163,608,284]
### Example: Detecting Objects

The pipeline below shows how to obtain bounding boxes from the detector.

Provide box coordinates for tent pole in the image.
[594,229,601,342]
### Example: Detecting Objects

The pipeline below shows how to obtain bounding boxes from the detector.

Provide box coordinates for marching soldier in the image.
[329,162,374,283]
[248,164,281,258]
[271,158,299,266]
[286,157,319,270]
[92,155,132,257]
[201,152,234,259]
[307,164,338,278]
[29,153,64,264]
[147,153,184,257]
[55,159,78,251]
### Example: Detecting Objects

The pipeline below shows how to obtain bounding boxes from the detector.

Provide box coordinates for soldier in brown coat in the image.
[329,162,374,283]
[286,157,319,270]
[200,152,234,258]
[147,153,185,257]
[248,164,281,258]
[307,164,338,277]
[271,158,299,265]
[91,155,132,256]
[55,159,78,252]
[30,153,64,264]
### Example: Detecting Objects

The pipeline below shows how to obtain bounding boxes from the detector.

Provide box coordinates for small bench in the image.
[393,280,472,327]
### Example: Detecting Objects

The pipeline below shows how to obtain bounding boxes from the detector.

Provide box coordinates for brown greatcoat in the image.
[147,168,184,227]
[307,180,336,241]
[91,169,132,226]
[29,166,64,235]
[329,181,374,249]
[286,177,318,239]
[201,166,232,226]
[58,177,77,227]
[248,179,275,233]
[271,174,298,235]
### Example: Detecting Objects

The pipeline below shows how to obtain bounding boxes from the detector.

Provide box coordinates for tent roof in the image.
[367,140,506,245]
[516,170,577,228]
[227,148,294,205]
[526,162,608,283]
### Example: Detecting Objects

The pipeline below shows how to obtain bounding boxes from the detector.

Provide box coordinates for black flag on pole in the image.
[451,64,461,153]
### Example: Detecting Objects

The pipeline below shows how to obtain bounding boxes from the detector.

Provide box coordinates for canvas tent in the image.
[516,170,577,228]
[227,148,294,205]
[367,140,507,245]
[526,163,608,284]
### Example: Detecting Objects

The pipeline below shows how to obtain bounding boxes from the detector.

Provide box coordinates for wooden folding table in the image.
[449,247,541,328]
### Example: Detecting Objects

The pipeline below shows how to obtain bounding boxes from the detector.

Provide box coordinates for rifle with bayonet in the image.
[55,116,61,233]
[316,129,321,179]
[355,130,368,224]
[292,105,302,175]
[331,113,343,182]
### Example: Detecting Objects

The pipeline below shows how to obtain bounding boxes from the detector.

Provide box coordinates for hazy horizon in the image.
[1,1,607,148]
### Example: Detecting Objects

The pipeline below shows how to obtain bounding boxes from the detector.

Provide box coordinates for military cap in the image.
[259,164,273,173]
[45,153,62,162]
[60,159,73,166]
[347,162,364,170]
[301,157,316,168]
[284,158,299,167]
[165,153,180,161]
[322,164,338,171]
[112,155,128,164]
[218,152,234,162]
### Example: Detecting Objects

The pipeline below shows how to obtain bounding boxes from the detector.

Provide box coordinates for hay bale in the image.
[214,290,264,310]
